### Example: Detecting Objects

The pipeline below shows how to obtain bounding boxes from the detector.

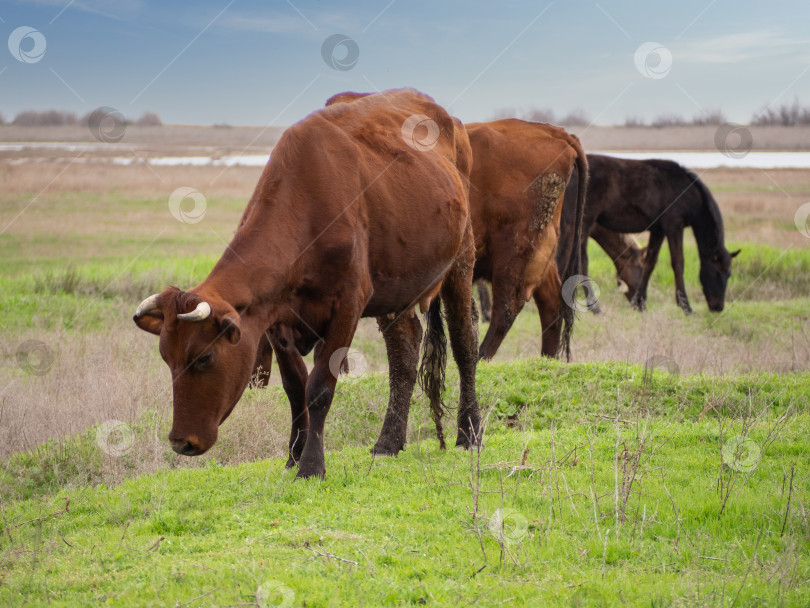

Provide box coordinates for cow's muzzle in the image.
[170,436,203,456]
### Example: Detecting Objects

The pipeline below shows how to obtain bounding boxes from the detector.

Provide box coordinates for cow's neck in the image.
[197,192,298,323]
[691,201,724,258]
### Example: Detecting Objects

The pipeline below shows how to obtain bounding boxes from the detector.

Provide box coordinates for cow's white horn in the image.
[135,294,161,317]
[177,301,212,322]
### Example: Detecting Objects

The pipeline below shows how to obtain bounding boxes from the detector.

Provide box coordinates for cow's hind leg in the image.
[268,333,309,468]
[478,246,527,360]
[533,267,563,357]
[372,313,423,456]
[440,233,482,449]
[476,280,492,323]
[632,228,665,312]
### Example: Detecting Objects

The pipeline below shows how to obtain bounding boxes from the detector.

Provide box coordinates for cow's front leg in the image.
[250,330,274,388]
[296,305,363,480]
[267,330,309,468]
[666,229,692,314]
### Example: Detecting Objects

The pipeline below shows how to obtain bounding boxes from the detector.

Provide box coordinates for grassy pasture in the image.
[0,360,809,607]
[0,156,809,606]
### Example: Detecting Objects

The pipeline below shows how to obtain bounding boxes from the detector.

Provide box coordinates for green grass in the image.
[1,358,808,607]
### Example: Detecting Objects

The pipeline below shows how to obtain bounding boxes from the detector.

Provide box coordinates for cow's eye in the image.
[196,352,213,371]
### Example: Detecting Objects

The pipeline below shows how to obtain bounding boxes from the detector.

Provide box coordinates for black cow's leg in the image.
[372,313,423,456]
[268,333,309,468]
[580,239,602,314]
[667,229,693,314]
[296,305,363,479]
[477,280,492,323]
[441,226,482,449]
[633,229,665,312]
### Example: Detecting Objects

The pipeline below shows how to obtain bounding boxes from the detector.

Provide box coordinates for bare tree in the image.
[135,111,162,127]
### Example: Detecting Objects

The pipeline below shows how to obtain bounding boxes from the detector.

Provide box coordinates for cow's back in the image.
[262,89,473,317]
[585,154,700,234]
[466,119,577,269]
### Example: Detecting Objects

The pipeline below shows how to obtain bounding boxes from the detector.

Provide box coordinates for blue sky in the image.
[1,0,809,126]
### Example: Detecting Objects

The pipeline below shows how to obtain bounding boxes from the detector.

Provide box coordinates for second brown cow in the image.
[467,119,588,360]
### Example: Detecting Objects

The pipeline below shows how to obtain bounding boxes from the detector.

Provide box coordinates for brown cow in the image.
[133,89,481,478]
[466,119,588,360]
[589,225,646,309]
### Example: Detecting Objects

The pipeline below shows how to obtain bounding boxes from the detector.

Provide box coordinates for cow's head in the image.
[133,287,262,455]
[699,247,740,312]
[616,245,646,303]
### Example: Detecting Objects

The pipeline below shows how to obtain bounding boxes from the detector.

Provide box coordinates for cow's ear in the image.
[730,249,741,258]
[219,311,241,345]
[134,312,163,336]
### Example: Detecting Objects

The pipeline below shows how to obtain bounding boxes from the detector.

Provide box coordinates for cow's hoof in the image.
[370,443,402,457]
[284,455,300,469]
[455,433,481,452]
[455,442,481,452]
[295,465,325,480]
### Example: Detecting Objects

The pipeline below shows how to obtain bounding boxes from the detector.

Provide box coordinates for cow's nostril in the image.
[170,439,200,456]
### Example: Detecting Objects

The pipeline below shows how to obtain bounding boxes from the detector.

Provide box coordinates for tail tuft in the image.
[418,298,447,449]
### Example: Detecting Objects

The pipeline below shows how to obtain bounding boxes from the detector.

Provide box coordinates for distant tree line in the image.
[751,98,810,126]
[0,109,162,127]
[492,98,810,128]
[492,107,591,126]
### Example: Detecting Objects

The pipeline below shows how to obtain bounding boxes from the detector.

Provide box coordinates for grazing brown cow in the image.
[466,119,588,360]
[583,225,646,312]
[133,88,481,478]
[590,226,646,303]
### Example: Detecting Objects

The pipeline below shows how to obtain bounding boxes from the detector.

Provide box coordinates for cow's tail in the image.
[418,297,447,449]
[558,135,589,361]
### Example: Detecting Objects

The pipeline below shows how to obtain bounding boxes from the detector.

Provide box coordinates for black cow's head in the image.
[699,247,740,312]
